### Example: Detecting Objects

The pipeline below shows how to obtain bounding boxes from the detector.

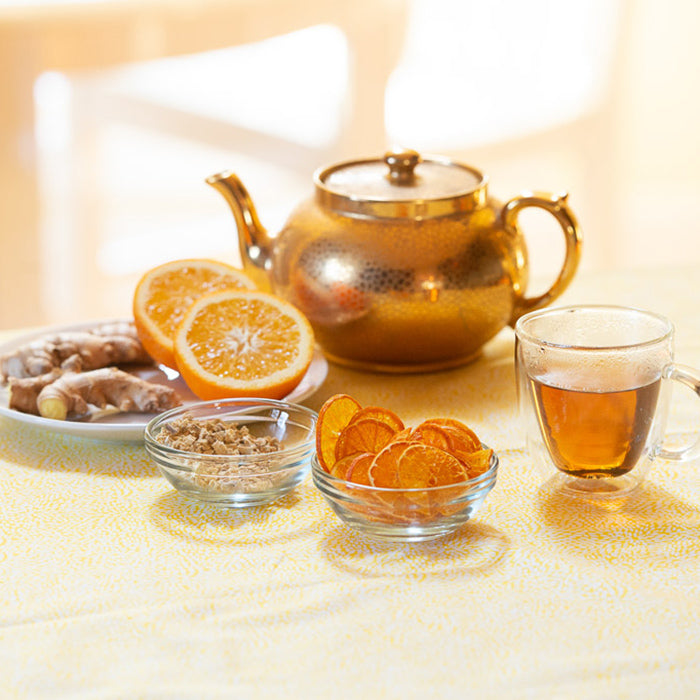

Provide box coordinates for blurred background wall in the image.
[1,0,699,329]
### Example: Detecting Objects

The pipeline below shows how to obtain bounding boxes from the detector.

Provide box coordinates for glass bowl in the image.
[145,398,317,507]
[311,449,498,541]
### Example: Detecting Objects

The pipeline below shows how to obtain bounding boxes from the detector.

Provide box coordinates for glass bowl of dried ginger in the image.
[145,398,317,507]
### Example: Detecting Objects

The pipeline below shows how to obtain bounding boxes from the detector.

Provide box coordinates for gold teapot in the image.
[207,149,582,372]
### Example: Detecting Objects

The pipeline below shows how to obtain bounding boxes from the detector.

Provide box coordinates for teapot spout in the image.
[206,171,273,291]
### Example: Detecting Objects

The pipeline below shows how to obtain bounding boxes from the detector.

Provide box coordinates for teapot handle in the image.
[504,191,582,326]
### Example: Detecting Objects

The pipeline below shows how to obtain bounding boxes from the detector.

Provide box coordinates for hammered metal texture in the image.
[271,199,525,371]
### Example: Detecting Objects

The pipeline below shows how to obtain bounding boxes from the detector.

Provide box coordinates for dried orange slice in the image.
[368,441,413,489]
[329,454,357,480]
[314,393,493,507]
[388,427,413,443]
[446,428,481,452]
[397,444,468,488]
[460,448,494,478]
[133,258,255,368]
[410,423,452,451]
[344,452,374,485]
[395,451,433,490]
[347,406,404,433]
[416,418,481,453]
[173,289,315,401]
[335,417,397,462]
[316,394,362,473]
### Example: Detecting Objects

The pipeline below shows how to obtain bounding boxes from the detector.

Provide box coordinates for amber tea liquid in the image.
[530,376,661,478]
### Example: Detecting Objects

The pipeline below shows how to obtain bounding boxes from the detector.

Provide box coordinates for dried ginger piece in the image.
[156,416,280,456]
[156,415,284,493]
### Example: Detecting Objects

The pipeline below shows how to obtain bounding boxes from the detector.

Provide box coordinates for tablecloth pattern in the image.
[1,266,699,698]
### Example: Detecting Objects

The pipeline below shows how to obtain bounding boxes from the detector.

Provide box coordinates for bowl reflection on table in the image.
[144,399,317,507]
[311,449,499,542]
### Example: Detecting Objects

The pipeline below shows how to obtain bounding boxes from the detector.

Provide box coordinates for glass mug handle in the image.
[504,191,583,325]
[657,363,700,461]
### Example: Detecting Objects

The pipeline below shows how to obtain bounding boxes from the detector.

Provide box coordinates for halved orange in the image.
[173,289,315,401]
[315,394,362,473]
[133,258,255,368]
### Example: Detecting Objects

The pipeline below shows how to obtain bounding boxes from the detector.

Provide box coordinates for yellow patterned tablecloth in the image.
[1,266,699,699]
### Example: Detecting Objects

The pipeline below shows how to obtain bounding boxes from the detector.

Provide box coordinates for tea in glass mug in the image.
[515,305,700,498]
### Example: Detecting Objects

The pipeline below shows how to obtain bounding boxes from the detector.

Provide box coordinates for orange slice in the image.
[397,444,468,488]
[368,441,413,489]
[415,418,481,453]
[460,448,494,478]
[347,406,405,433]
[344,452,374,485]
[133,258,255,368]
[329,454,357,480]
[388,427,413,444]
[316,394,362,473]
[335,417,397,462]
[173,289,315,401]
[410,423,452,451]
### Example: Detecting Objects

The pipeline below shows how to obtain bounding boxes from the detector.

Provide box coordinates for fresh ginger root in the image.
[3,322,181,421]
[8,369,64,415]
[0,322,151,383]
[7,353,86,415]
[36,367,182,420]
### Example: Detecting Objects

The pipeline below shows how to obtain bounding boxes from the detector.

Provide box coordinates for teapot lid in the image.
[314,149,487,219]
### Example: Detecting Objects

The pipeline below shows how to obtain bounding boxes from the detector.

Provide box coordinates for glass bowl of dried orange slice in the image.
[145,398,317,507]
[311,394,499,541]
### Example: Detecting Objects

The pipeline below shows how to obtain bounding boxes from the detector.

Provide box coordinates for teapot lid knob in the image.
[384,149,422,185]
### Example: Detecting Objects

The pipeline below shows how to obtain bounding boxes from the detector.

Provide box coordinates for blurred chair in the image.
[0,0,408,327]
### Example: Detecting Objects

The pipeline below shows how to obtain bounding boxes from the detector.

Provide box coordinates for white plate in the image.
[0,320,328,442]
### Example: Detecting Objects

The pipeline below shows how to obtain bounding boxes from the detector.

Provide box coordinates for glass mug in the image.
[515,305,700,498]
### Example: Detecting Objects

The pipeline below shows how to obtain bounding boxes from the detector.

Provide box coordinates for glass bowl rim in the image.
[311,446,498,495]
[144,397,318,467]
